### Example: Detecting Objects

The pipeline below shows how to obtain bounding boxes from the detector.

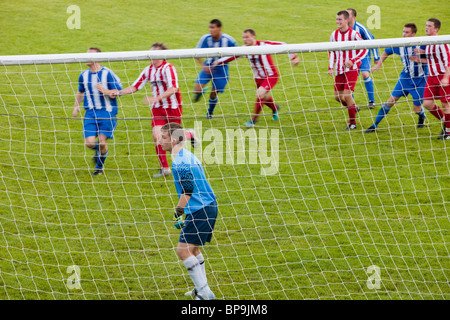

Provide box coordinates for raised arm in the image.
[96,84,137,98]
[371,50,390,73]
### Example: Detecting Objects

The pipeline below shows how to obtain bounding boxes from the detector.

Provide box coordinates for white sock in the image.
[196,253,207,285]
[183,255,209,294]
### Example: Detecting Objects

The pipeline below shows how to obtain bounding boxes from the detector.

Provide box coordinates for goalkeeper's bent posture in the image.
[159,122,218,300]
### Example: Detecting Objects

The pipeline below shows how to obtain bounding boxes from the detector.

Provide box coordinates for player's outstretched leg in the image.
[416,106,426,128]
[438,108,450,140]
[207,91,218,119]
[365,103,392,133]
[363,76,376,108]
[153,125,171,178]
[193,83,209,103]
[178,244,215,300]
[345,105,358,130]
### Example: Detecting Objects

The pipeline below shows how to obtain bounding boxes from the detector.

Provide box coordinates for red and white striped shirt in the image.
[132,60,182,109]
[328,28,368,75]
[425,44,450,76]
[217,40,298,79]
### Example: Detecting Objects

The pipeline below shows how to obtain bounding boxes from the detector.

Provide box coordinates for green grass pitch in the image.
[0,0,449,299]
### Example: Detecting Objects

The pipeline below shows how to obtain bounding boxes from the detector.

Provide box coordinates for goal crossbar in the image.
[1,35,449,66]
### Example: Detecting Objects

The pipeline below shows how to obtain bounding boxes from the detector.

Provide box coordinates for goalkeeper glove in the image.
[173,206,185,229]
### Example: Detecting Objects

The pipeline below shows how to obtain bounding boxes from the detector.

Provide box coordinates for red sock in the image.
[264,96,278,112]
[429,104,444,121]
[185,130,193,140]
[156,144,169,169]
[445,113,450,132]
[252,99,264,122]
[348,105,357,124]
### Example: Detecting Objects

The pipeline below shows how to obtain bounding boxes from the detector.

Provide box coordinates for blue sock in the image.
[208,98,218,114]
[417,107,426,119]
[96,151,108,170]
[364,76,375,102]
[374,103,392,126]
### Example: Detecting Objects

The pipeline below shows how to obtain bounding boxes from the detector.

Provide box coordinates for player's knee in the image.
[256,88,267,100]
[423,100,433,110]
[176,244,190,260]
[84,140,96,149]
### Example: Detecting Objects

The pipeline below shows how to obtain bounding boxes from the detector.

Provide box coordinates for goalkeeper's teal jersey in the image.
[172,148,216,215]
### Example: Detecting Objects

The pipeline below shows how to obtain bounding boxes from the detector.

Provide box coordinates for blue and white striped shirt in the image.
[78,66,122,112]
[385,46,428,78]
[196,33,238,65]
[352,21,380,61]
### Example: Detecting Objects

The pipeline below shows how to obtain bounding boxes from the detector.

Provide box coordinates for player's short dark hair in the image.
[243,28,256,36]
[151,42,168,50]
[347,8,357,17]
[404,23,417,34]
[210,19,222,27]
[428,18,441,30]
[337,10,349,19]
[88,47,101,52]
[161,122,185,144]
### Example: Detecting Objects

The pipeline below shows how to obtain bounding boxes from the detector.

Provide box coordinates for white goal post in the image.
[0,35,449,300]
[1,35,450,65]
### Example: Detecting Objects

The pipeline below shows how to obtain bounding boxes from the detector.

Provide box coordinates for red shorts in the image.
[255,76,279,91]
[423,74,450,102]
[334,70,359,92]
[152,107,182,127]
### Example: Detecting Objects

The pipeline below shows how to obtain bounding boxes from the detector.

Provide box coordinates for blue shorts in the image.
[359,55,372,73]
[392,76,426,107]
[179,201,218,246]
[195,65,229,93]
[83,109,118,139]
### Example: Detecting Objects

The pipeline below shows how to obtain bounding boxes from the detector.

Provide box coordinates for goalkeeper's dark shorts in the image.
[179,201,218,246]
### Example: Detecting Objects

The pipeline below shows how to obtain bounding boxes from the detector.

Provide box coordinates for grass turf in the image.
[0,0,449,299]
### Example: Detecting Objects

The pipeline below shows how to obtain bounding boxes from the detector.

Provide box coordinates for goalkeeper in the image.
[159,122,218,300]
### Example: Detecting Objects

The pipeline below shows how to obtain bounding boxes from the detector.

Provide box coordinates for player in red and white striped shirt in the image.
[213,29,300,127]
[410,19,450,139]
[328,10,368,130]
[96,42,198,177]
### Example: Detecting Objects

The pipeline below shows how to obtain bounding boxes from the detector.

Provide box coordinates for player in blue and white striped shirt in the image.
[347,8,380,108]
[192,19,238,119]
[73,48,122,175]
[365,23,428,133]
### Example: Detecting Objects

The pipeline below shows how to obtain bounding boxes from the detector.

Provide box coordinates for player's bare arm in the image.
[72,91,84,117]
[409,55,428,64]
[344,60,354,68]
[442,66,450,87]
[371,51,390,73]
[97,83,137,97]
[143,87,179,106]
[291,56,301,66]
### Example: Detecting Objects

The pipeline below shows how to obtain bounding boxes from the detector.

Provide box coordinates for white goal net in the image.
[0,35,449,300]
